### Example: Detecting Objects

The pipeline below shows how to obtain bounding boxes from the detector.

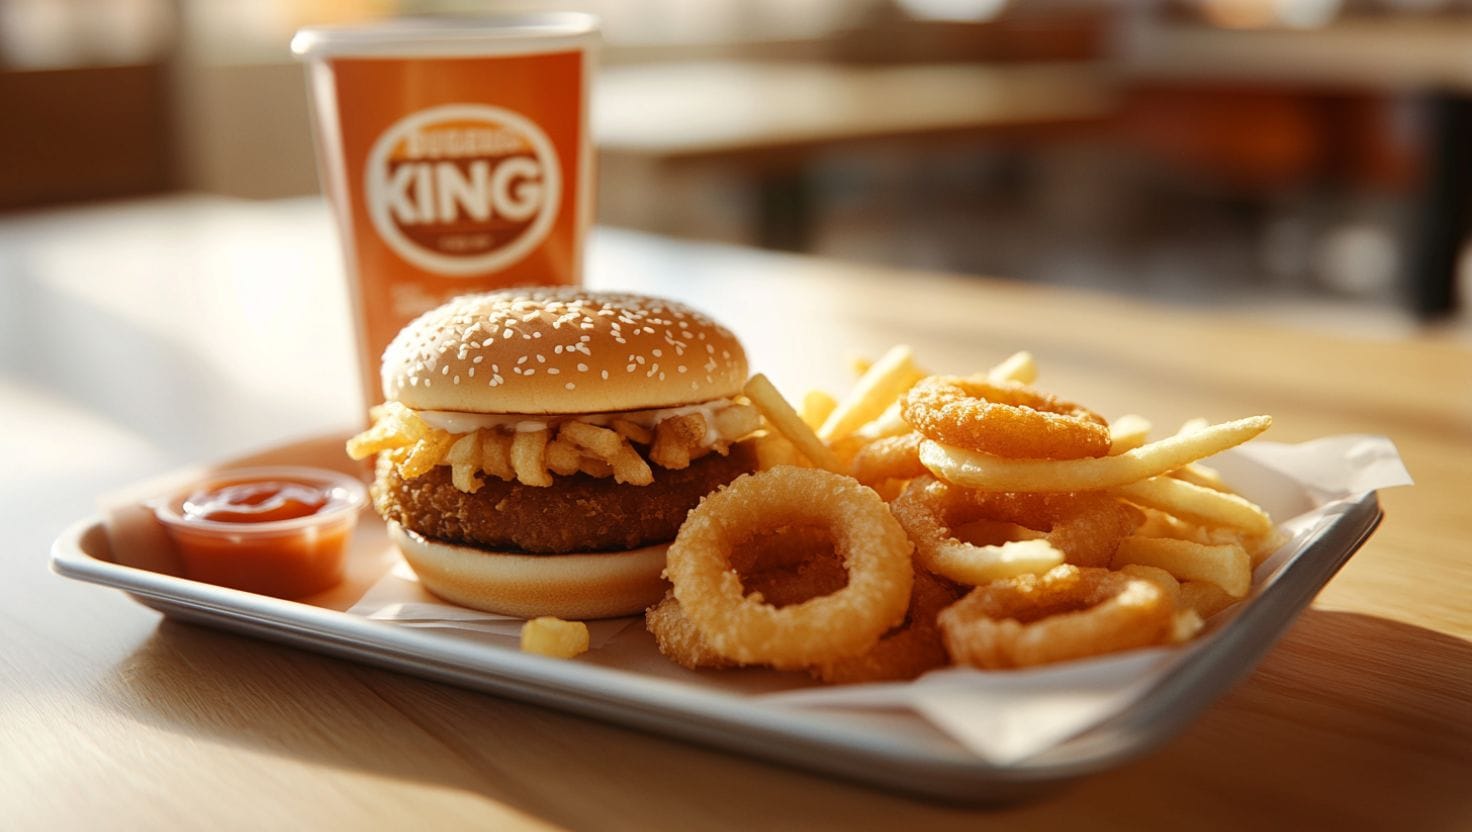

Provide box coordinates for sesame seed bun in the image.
[381,287,749,414]
[388,522,668,619]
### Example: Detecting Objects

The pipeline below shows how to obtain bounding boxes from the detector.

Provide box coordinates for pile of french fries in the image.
[741,346,1280,622]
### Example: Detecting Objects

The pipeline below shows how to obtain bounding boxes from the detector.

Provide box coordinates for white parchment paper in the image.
[346,435,1412,764]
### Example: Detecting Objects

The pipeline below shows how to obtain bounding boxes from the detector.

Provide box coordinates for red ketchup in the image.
[153,467,367,599]
[183,481,330,524]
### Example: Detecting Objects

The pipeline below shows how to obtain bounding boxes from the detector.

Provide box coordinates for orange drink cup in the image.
[292,14,598,411]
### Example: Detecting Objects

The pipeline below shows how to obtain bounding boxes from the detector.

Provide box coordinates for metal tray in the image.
[50,487,1382,804]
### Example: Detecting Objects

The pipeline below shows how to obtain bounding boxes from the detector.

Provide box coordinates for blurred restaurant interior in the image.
[3,0,1471,338]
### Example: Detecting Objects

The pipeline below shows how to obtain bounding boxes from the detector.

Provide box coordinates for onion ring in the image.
[810,571,962,684]
[902,376,1111,460]
[646,592,737,670]
[648,526,847,671]
[892,476,1140,585]
[850,432,927,487]
[665,466,914,669]
[734,526,849,608]
[939,565,1175,669]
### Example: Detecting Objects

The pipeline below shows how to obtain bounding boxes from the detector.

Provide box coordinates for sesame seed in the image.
[565,382,576,390]
[577,363,588,372]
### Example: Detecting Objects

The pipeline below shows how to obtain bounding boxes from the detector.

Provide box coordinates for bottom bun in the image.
[388,522,669,619]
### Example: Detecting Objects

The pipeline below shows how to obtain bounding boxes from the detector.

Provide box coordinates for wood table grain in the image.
[2,197,1468,830]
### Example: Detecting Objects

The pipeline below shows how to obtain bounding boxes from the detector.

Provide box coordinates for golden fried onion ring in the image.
[646,592,737,671]
[939,565,1175,669]
[850,432,927,487]
[810,571,962,684]
[892,476,1140,585]
[665,466,914,669]
[903,376,1111,460]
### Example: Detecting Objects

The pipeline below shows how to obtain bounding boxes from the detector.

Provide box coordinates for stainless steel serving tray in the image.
[51,490,1382,805]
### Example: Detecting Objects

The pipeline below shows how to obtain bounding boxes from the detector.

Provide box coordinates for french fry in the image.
[852,400,910,442]
[446,431,483,493]
[559,421,624,459]
[1170,610,1205,643]
[800,391,838,431]
[650,414,705,470]
[578,457,614,478]
[1168,418,1228,491]
[743,374,844,473]
[511,428,553,487]
[1172,465,1228,492]
[520,617,589,659]
[1112,536,1252,598]
[751,430,802,470]
[818,345,925,442]
[1245,527,1288,568]
[608,448,654,485]
[346,402,427,459]
[480,430,515,481]
[918,416,1271,492]
[1113,476,1273,536]
[610,417,653,446]
[544,438,583,476]
[1108,414,1152,456]
[1118,563,1203,642]
[562,421,652,485]
[398,429,456,479]
[1118,563,1182,606]
[986,350,1038,385]
[713,403,762,442]
[1180,580,1239,618]
[925,538,1064,586]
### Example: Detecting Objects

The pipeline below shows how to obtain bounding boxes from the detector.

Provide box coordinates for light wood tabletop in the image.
[3,196,1469,830]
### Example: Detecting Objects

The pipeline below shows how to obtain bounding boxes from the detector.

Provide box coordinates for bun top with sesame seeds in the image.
[380,288,749,414]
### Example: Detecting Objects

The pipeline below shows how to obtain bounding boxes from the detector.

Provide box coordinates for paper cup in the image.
[292,14,599,411]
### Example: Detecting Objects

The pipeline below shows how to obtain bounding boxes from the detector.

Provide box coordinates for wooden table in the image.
[594,60,1115,250]
[3,196,1469,829]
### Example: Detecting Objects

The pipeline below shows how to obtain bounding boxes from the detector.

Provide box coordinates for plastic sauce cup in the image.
[292,14,599,412]
[150,466,368,599]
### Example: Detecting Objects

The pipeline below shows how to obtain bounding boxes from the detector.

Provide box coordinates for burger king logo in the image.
[365,104,562,276]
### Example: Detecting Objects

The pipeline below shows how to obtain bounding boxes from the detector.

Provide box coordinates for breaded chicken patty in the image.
[374,441,757,553]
